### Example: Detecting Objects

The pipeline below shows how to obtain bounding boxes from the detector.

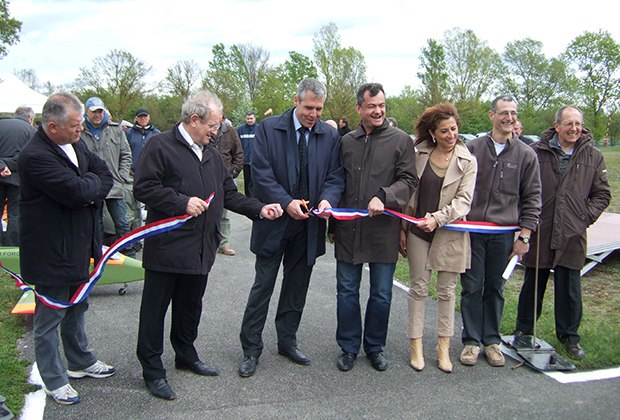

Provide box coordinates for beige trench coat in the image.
[402,140,477,273]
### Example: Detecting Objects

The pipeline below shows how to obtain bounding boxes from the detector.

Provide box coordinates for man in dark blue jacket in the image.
[19,93,115,405]
[238,78,345,378]
[237,110,257,197]
[0,106,36,245]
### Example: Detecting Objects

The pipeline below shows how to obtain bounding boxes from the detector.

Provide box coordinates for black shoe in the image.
[367,351,388,371]
[278,347,310,365]
[566,343,585,360]
[145,378,176,400]
[175,360,219,376]
[337,352,356,372]
[239,356,258,377]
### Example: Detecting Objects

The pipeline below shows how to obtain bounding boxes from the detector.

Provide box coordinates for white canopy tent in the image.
[0,73,48,114]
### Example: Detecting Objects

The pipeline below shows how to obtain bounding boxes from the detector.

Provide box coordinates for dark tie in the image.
[298,126,309,200]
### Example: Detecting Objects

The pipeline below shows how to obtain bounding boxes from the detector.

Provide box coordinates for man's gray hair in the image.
[491,95,517,113]
[297,78,327,101]
[15,106,34,120]
[42,93,83,128]
[555,106,584,124]
[181,90,223,124]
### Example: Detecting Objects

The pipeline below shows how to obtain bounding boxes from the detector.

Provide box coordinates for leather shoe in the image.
[337,352,356,371]
[175,360,219,376]
[278,347,310,365]
[217,246,236,256]
[566,343,585,360]
[145,378,176,400]
[367,351,388,371]
[239,356,258,377]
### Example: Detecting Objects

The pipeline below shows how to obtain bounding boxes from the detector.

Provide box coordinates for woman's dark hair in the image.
[415,102,461,147]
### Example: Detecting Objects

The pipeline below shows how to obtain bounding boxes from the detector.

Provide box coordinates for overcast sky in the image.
[1,0,618,97]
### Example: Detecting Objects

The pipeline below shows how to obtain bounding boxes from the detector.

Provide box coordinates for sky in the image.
[1,0,619,98]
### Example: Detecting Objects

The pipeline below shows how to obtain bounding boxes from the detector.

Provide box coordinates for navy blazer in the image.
[250,108,344,265]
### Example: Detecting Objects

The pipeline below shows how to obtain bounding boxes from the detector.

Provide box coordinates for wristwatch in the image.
[517,236,530,244]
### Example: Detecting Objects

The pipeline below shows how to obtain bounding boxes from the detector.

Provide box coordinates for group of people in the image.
[14,77,610,405]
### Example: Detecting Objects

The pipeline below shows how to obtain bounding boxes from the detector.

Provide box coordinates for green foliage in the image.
[313,22,367,121]
[0,0,20,59]
[202,43,248,117]
[501,38,574,112]
[74,49,154,121]
[443,28,503,109]
[0,275,39,418]
[564,30,620,140]
[459,101,492,135]
[386,85,424,135]
[164,60,203,100]
[416,39,448,108]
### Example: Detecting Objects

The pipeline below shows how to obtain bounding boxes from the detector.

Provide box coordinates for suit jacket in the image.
[18,128,113,286]
[250,108,344,266]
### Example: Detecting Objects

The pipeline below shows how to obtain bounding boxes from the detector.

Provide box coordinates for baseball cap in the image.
[85,97,105,111]
[135,108,149,117]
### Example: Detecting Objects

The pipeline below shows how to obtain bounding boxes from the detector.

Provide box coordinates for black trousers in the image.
[240,219,313,357]
[137,269,208,381]
[243,164,254,198]
[516,266,582,344]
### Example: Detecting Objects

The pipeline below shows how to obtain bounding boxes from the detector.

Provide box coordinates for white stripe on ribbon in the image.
[315,207,521,234]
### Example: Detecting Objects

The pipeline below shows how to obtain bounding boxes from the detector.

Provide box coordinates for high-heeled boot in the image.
[437,336,453,373]
[410,338,424,371]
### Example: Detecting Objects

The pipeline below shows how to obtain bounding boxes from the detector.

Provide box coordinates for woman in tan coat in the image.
[399,103,477,373]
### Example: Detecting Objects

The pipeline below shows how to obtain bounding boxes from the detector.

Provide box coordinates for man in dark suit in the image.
[238,78,345,377]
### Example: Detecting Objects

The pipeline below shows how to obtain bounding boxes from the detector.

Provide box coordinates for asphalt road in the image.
[18,211,620,420]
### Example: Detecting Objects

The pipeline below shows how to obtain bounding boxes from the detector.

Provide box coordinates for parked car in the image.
[522,134,540,144]
[458,134,476,143]
[476,132,489,138]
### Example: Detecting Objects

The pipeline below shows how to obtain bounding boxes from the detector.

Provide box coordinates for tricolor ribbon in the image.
[314,208,521,234]
[1,193,214,310]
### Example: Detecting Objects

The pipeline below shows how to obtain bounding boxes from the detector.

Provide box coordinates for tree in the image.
[279,51,318,97]
[313,22,367,120]
[0,0,21,59]
[164,60,203,100]
[416,38,449,108]
[442,28,502,110]
[202,43,248,117]
[13,68,39,91]
[386,85,424,135]
[501,38,573,112]
[75,49,153,121]
[564,30,620,139]
[236,43,272,104]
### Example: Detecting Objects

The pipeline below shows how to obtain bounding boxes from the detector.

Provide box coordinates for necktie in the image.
[298,126,309,200]
[192,143,203,160]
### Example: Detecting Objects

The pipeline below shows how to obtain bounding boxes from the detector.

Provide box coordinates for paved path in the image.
[19,212,620,419]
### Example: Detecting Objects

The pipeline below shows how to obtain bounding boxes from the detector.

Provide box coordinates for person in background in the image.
[237,110,257,198]
[0,106,36,246]
[399,102,477,373]
[338,116,352,137]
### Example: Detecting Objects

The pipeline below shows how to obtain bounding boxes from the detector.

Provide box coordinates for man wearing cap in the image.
[125,108,160,234]
[80,97,134,257]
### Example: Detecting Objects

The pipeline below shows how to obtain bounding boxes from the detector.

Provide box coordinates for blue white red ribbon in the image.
[1,193,214,310]
[315,208,521,234]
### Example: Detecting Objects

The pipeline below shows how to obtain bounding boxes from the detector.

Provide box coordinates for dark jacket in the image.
[237,123,257,165]
[125,123,160,172]
[466,134,541,231]
[250,108,345,266]
[18,128,113,286]
[134,123,266,275]
[213,123,244,178]
[81,119,132,199]
[338,125,352,137]
[0,115,36,186]
[522,128,611,270]
[334,120,418,264]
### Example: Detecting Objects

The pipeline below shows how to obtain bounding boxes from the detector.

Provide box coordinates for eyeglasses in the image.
[496,111,519,118]
[208,123,220,132]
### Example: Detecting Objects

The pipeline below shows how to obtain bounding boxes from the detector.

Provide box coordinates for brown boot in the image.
[437,336,453,373]
[410,338,424,371]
